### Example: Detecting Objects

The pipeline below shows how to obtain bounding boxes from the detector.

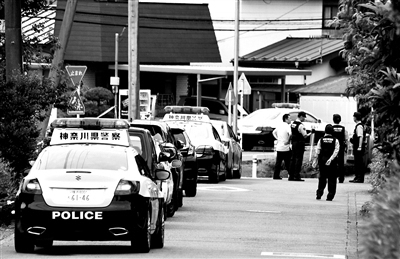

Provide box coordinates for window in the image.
[37,146,128,171]
[304,113,318,123]
[323,5,338,28]
[212,126,222,142]
[173,132,186,145]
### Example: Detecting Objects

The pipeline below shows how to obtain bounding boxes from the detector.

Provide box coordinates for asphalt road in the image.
[1,176,370,259]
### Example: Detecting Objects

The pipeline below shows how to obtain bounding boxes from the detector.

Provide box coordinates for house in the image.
[53,0,221,97]
[237,36,345,111]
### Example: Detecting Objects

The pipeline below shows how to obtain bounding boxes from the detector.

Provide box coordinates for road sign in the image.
[224,83,236,105]
[67,90,85,115]
[238,73,252,95]
[65,66,87,86]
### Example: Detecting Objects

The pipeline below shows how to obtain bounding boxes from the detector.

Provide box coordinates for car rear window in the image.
[36,145,128,171]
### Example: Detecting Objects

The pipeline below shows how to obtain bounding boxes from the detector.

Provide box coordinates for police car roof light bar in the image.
[51,118,129,130]
[164,106,210,115]
[271,103,300,109]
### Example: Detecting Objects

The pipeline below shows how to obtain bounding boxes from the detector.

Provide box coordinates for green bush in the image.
[0,158,17,227]
[0,158,13,200]
[368,149,393,193]
[360,161,400,258]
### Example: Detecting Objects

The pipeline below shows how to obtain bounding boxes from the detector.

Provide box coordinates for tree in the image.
[335,1,400,257]
[335,0,400,154]
[0,71,67,181]
[0,0,68,185]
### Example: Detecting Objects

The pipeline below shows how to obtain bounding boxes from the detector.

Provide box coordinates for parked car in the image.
[210,120,242,179]
[174,96,249,123]
[15,118,170,253]
[238,104,327,151]
[128,127,180,218]
[129,120,184,210]
[162,106,227,183]
[167,124,198,197]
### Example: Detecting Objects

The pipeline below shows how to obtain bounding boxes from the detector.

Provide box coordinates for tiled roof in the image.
[54,0,221,64]
[292,74,348,94]
[240,37,344,63]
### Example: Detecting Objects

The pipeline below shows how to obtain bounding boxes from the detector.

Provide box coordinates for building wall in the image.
[299,95,357,132]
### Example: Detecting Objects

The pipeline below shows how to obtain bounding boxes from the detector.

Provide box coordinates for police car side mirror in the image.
[317,119,321,123]
[171,159,182,168]
[219,109,226,115]
[155,169,170,181]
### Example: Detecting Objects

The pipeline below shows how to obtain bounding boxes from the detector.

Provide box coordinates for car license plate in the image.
[51,189,104,205]
[68,190,90,202]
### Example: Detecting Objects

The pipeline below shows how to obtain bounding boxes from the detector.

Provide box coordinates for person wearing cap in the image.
[289,111,313,181]
[314,124,340,201]
[272,114,292,180]
[332,114,348,183]
[349,112,365,183]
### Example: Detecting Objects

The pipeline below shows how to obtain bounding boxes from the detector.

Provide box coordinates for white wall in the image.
[300,95,357,133]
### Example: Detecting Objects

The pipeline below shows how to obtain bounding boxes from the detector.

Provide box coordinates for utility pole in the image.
[128,0,140,121]
[40,0,78,138]
[5,0,22,81]
[233,0,240,134]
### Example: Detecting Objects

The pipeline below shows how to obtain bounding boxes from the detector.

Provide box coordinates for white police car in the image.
[163,106,227,183]
[14,118,170,253]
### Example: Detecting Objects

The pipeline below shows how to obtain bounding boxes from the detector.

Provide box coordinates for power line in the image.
[50,8,325,23]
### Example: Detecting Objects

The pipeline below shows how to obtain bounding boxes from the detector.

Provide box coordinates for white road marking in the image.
[245,210,281,214]
[261,252,345,258]
[197,186,250,192]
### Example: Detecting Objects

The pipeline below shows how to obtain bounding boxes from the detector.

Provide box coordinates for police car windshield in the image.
[245,109,281,121]
[36,145,128,171]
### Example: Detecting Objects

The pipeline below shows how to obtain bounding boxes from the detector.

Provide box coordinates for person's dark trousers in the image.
[353,150,365,182]
[274,150,291,178]
[289,141,305,179]
[337,148,345,183]
[316,164,337,200]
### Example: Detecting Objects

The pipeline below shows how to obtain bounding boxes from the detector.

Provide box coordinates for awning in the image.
[109,64,312,77]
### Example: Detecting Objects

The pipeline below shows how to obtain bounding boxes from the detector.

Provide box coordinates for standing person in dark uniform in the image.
[272,114,292,180]
[349,112,365,183]
[332,114,348,183]
[314,124,340,201]
[289,111,313,181]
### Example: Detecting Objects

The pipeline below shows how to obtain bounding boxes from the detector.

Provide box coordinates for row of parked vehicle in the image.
[13,106,243,254]
[128,105,243,217]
